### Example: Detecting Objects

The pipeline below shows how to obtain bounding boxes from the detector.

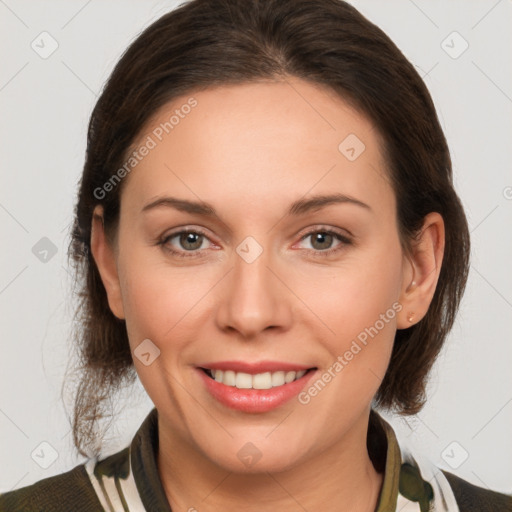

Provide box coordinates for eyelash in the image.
[157,227,353,259]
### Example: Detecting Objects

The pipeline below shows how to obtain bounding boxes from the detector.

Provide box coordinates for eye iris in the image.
[311,232,333,250]
[180,232,202,250]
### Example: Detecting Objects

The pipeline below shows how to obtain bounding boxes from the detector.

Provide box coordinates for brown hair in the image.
[68,0,470,456]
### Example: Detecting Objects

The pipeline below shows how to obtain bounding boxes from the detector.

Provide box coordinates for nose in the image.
[215,244,293,340]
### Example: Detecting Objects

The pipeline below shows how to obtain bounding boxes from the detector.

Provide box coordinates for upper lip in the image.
[198,360,315,374]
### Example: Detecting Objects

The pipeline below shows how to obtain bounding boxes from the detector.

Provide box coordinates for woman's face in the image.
[95,78,416,472]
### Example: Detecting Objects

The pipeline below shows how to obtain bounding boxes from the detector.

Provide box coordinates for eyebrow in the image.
[141,193,371,217]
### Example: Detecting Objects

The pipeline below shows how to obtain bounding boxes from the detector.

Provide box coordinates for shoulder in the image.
[0,464,104,512]
[442,470,512,512]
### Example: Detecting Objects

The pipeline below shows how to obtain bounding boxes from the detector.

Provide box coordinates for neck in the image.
[157,410,383,512]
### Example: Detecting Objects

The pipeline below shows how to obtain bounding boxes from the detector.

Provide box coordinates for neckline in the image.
[130,407,402,511]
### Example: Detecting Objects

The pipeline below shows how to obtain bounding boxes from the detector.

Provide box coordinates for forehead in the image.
[122,78,394,219]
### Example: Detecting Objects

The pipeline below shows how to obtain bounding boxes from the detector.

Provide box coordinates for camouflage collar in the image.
[85,408,459,511]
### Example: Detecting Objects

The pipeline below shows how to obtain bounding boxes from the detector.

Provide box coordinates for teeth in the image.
[271,371,285,387]
[209,369,308,389]
[235,372,253,389]
[224,370,236,386]
[253,372,272,389]
[285,371,296,383]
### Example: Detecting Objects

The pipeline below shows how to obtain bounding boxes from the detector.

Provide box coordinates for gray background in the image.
[1,0,511,495]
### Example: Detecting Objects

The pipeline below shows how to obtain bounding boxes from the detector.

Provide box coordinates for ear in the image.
[90,205,125,320]
[396,212,445,329]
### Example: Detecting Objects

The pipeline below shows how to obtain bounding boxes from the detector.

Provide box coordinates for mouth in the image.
[200,367,315,389]
[196,362,317,413]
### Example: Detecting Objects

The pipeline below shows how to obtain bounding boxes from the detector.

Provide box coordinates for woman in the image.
[1,0,510,510]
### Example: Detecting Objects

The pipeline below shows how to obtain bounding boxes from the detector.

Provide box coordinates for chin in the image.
[211,449,302,475]
[195,433,309,475]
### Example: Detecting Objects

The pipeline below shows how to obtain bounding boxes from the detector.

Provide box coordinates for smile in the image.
[197,362,317,413]
[203,368,308,389]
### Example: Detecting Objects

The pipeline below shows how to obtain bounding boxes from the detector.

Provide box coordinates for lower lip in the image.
[198,369,316,413]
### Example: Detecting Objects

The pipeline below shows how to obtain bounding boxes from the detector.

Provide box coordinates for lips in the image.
[197,361,317,413]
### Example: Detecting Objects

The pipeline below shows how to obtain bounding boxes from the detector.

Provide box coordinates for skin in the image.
[91,77,444,512]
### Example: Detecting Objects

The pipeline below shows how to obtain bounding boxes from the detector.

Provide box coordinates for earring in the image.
[407,312,415,323]
[406,280,417,293]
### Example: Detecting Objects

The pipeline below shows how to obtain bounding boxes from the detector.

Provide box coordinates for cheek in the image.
[303,241,403,341]
[117,259,207,405]
[304,238,403,390]
[117,250,218,357]
[121,271,186,345]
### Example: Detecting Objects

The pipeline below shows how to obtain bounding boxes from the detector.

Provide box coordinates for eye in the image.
[295,228,352,257]
[158,229,214,258]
